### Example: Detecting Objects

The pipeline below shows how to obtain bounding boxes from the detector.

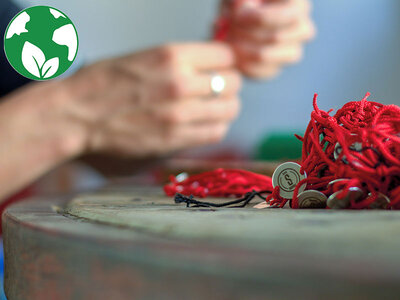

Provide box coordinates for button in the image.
[328,178,349,186]
[327,187,364,209]
[327,178,350,189]
[297,190,327,208]
[272,162,307,199]
[334,141,362,162]
[367,192,390,209]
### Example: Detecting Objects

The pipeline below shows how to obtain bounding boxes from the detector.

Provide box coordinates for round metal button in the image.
[327,187,364,209]
[297,190,327,208]
[334,141,362,162]
[272,162,306,199]
[367,192,390,209]
[328,178,349,187]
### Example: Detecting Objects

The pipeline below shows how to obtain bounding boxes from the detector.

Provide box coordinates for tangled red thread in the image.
[164,169,273,198]
[164,93,400,209]
[288,93,400,209]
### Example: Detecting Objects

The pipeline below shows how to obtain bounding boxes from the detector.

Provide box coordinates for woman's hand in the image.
[225,0,315,79]
[64,42,242,158]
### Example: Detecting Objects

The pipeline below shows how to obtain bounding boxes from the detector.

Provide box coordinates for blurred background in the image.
[14,0,399,149]
[10,0,400,179]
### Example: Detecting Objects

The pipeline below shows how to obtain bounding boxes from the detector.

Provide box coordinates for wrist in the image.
[47,79,89,159]
[20,79,88,161]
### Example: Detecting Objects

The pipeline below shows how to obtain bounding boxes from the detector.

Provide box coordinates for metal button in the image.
[272,162,307,199]
[327,178,350,189]
[297,190,327,208]
[334,142,362,162]
[327,187,364,209]
[367,192,390,209]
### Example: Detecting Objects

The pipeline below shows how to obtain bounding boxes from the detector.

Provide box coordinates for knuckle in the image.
[157,43,179,65]
[165,78,185,99]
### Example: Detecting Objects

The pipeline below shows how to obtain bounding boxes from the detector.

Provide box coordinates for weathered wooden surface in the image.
[4,185,400,300]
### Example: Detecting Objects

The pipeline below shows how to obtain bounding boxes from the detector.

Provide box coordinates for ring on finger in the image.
[210,73,226,97]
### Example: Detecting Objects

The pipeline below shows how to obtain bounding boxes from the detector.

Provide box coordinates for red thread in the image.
[165,93,400,209]
[164,168,273,198]
[291,93,400,209]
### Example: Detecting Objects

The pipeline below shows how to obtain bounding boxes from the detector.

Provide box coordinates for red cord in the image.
[164,168,273,198]
[164,93,400,209]
[291,93,400,209]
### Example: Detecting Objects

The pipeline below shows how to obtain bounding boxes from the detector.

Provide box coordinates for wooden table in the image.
[3,185,400,300]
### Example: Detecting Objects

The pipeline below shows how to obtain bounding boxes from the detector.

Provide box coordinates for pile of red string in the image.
[164,93,400,209]
[164,169,272,198]
[291,93,400,209]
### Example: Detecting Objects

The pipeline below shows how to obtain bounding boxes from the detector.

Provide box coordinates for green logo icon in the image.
[4,6,78,80]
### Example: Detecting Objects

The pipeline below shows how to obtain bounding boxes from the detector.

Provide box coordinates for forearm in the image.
[0,81,86,200]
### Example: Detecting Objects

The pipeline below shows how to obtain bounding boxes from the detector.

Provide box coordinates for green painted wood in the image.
[4,185,400,300]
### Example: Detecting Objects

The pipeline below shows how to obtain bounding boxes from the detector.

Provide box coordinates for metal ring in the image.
[210,73,226,97]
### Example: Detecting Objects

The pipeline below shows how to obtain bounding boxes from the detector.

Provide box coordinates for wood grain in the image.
[4,185,400,300]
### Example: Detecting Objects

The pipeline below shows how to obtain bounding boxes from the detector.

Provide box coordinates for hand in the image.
[64,42,242,158]
[226,0,315,79]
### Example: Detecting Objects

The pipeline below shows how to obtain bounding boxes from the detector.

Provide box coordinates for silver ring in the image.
[210,73,226,96]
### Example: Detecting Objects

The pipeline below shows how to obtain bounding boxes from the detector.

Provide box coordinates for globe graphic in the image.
[4,6,78,80]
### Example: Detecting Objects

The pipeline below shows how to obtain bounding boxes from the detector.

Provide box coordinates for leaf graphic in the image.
[42,57,59,78]
[21,41,45,78]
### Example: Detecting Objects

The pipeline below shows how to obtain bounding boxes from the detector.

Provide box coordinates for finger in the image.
[165,122,230,149]
[234,41,303,65]
[158,70,242,99]
[156,96,241,124]
[234,0,309,28]
[238,62,281,79]
[231,18,315,44]
[163,42,236,71]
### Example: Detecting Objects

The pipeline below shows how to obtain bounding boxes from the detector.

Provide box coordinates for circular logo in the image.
[272,162,307,199]
[4,6,78,80]
[277,168,300,192]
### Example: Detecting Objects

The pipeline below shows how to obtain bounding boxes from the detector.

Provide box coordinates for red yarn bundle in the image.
[165,93,400,209]
[290,93,400,209]
[164,169,273,198]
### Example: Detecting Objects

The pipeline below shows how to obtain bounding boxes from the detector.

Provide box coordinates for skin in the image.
[0,0,314,201]
[228,0,315,78]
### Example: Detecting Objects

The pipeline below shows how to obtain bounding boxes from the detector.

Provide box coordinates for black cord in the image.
[174,190,271,208]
